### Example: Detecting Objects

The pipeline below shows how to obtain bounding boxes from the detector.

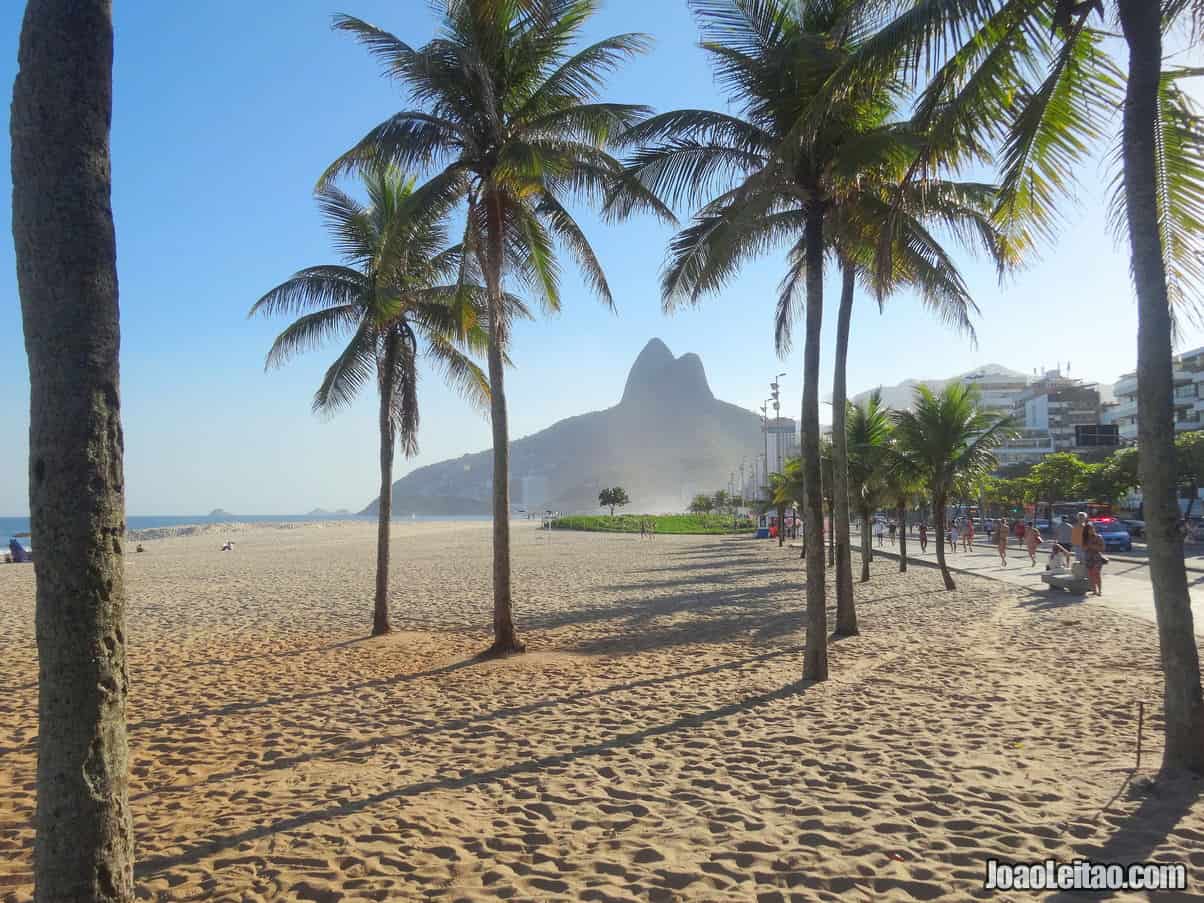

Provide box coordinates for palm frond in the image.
[313,321,378,416]
[1108,67,1204,327]
[262,304,364,371]
[537,192,613,308]
[249,266,368,319]
[995,25,1123,239]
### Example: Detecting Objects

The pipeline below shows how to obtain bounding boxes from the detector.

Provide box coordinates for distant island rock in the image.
[208,508,235,518]
[362,338,766,517]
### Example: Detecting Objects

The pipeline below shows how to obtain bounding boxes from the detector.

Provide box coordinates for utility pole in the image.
[771,373,787,474]
[761,400,770,488]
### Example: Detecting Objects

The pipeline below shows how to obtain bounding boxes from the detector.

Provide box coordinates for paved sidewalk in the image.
[846,537,1204,635]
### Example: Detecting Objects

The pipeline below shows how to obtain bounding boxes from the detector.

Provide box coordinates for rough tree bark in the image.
[1119,0,1204,773]
[12,0,135,897]
[933,490,955,590]
[373,336,397,637]
[483,189,524,655]
[832,263,857,635]
[860,505,872,582]
[801,202,828,681]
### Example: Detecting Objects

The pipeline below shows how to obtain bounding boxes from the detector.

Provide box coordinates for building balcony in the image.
[1114,374,1138,397]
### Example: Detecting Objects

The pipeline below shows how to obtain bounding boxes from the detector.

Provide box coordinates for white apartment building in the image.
[850,364,1031,415]
[1110,346,1204,441]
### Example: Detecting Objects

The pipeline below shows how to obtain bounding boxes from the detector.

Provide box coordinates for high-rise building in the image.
[1014,370,1104,451]
[765,416,798,475]
[850,364,1031,414]
[1110,346,1204,442]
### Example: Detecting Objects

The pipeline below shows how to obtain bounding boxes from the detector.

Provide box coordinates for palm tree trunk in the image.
[12,1,134,897]
[373,341,396,637]
[897,500,907,573]
[778,503,786,547]
[1119,0,1204,774]
[860,505,872,582]
[832,263,857,635]
[933,490,955,590]
[801,202,828,680]
[827,497,835,566]
[483,190,524,655]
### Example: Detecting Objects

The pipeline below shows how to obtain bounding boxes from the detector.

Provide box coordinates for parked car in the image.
[1090,517,1132,553]
[1119,518,1145,538]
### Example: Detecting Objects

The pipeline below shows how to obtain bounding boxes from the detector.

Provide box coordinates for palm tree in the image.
[884,453,927,574]
[250,168,490,638]
[832,0,1204,775]
[892,384,1014,591]
[846,393,892,584]
[12,0,135,896]
[613,0,922,680]
[816,177,1006,632]
[322,1,659,655]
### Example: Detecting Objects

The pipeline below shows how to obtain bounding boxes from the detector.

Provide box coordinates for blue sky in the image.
[2,1,1199,515]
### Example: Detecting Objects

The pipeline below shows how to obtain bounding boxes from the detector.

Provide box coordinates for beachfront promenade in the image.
[845,534,1204,635]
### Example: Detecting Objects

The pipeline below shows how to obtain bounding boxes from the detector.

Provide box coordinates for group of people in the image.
[638,519,656,539]
[874,512,1108,596]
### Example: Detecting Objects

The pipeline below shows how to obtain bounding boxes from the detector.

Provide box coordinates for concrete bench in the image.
[1040,564,1089,594]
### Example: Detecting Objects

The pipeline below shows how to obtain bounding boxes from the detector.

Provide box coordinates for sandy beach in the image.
[2,520,1202,901]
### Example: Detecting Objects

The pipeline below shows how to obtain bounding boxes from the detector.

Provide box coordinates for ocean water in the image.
[1,513,492,539]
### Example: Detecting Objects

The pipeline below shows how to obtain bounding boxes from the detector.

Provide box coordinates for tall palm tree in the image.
[251,168,490,638]
[12,0,135,896]
[786,176,1006,632]
[884,451,927,574]
[322,0,660,655]
[892,384,1014,591]
[613,0,920,679]
[618,0,1006,667]
[846,393,892,583]
[832,0,1204,775]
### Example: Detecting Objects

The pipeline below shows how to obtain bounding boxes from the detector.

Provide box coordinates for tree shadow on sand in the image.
[134,676,818,879]
[129,643,807,804]
[1048,775,1202,902]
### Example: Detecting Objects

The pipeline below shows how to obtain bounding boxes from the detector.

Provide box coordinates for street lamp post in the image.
[770,373,787,475]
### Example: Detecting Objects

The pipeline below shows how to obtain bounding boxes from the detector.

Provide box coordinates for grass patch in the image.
[549,514,756,535]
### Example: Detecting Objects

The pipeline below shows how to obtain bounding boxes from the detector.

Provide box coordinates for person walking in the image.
[963,518,975,552]
[874,519,885,547]
[888,521,897,547]
[640,519,647,540]
[947,521,956,553]
[918,522,928,553]
[1025,521,1042,567]
[1083,522,1106,595]
[997,518,1009,567]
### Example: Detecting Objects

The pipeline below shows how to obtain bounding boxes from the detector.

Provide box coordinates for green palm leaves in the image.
[323,0,653,653]
[893,383,1014,500]
[250,167,489,451]
[322,2,659,318]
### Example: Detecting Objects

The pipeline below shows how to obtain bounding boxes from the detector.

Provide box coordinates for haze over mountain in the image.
[363,339,764,515]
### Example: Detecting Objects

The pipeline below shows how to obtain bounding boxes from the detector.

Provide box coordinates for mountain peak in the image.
[620,339,714,407]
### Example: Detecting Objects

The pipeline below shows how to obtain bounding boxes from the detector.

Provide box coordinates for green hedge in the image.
[549,514,755,535]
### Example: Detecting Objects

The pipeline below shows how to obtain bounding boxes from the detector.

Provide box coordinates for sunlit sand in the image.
[1,521,1201,900]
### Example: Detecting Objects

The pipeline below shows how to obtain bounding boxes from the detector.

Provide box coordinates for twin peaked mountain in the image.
[362,339,765,516]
